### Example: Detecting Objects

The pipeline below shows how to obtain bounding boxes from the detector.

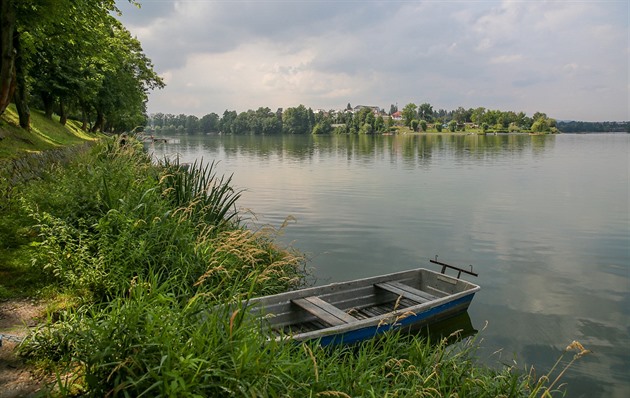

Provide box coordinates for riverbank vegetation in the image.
[146,103,563,136]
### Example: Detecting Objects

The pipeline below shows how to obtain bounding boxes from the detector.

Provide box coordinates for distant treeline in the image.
[146,103,561,135]
[556,121,629,133]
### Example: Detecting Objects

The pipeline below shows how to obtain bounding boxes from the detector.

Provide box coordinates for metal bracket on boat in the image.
[430,255,479,279]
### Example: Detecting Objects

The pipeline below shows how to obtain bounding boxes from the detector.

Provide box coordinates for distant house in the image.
[391,111,402,120]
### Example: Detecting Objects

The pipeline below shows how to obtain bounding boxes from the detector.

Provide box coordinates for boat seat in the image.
[291,296,357,326]
[374,281,438,303]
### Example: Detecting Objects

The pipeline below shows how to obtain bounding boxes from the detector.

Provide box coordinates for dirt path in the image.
[0,299,48,398]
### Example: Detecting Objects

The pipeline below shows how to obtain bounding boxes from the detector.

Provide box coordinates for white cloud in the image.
[116,0,629,121]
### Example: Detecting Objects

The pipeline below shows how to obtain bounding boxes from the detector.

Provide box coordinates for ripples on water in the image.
[151,133,629,398]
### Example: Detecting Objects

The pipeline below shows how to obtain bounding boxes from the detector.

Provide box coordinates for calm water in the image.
[151,133,629,398]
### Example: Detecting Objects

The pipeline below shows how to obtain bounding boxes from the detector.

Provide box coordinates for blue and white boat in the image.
[243,259,480,345]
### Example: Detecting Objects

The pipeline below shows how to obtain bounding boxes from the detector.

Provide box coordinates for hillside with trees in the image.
[556,121,629,133]
[0,0,163,133]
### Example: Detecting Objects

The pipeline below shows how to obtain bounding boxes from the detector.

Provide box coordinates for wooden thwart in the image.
[292,296,357,326]
[375,281,438,303]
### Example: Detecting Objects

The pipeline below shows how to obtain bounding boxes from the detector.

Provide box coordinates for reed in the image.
[160,157,242,231]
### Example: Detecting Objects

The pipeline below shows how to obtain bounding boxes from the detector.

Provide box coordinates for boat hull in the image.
[243,268,480,345]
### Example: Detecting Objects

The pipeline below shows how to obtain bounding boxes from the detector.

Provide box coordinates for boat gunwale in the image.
[243,268,480,342]
[283,291,477,342]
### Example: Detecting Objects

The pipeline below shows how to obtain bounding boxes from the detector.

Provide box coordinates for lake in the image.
[150,133,629,398]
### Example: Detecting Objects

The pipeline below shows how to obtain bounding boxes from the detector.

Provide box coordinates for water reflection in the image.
[419,311,478,344]
[154,133,553,167]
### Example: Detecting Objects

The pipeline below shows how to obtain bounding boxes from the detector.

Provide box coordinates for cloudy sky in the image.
[115,0,628,121]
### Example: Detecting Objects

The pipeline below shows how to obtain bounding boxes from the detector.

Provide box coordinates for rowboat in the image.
[242,259,480,345]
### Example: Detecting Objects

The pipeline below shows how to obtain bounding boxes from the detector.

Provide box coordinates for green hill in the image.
[0,105,100,160]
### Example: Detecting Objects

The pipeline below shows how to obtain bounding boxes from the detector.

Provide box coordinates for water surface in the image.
[151,133,629,398]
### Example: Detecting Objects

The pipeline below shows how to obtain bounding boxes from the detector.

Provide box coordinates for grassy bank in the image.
[0,105,98,159]
[0,110,583,396]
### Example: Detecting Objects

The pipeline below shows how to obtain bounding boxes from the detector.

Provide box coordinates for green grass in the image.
[0,105,99,159]
[0,105,102,300]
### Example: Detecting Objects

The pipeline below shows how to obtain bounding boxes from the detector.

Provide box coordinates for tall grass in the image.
[17,138,302,302]
[22,275,538,397]
[160,158,242,231]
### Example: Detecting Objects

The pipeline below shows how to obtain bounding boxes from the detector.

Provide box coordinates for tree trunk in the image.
[12,29,29,129]
[42,92,54,118]
[0,0,17,115]
[59,98,67,125]
[80,109,87,130]
[92,110,104,132]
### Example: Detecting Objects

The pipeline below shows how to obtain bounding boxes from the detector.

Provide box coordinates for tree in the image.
[359,122,373,134]
[419,120,427,132]
[219,110,237,134]
[0,0,17,116]
[374,115,385,133]
[312,119,332,135]
[410,119,419,132]
[470,107,485,125]
[152,112,165,128]
[199,113,219,134]
[185,115,199,134]
[389,104,398,115]
[448,120,457,132]
[0,0,159,131]
[91,21,163,133]
[418,103,433,122]
[452,106,469,124]
[531,113,557,133]
[401,103,417,127]
[283,105,311,134]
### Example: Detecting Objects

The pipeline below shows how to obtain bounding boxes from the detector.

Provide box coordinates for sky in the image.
[114,0,629,122]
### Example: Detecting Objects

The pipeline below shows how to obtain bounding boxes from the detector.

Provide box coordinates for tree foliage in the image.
[145,102,569,136]
[0,0,163,132]
[401,103,418,127]
[282,105,313,135]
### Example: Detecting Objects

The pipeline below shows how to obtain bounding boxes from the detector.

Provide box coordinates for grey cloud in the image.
[115,0,629,121]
